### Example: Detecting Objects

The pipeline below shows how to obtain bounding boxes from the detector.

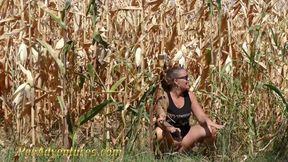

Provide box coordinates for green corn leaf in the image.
[77,99,114,126]
[86,0,92,16]
[108,77,126,92]
[38,1,67,29]
[86,0,96,16]
[61,0,71,21]
[137,84,157,107]
[216,0,221,11]
[79,74,86,90]
[87,63,95,87]
[241,46,256,66]
[63,40,75,56]
[71,131,78,149]
[207,0,214,16]
[87,64,95,77]
[205,48,212,65]
[48,12,66,29]
[57,96,65,113]
[61,41,74,70]
[92,32,109,48]
[264,83,288,112]
[86,0,98,27]
[66,111,74,134]
[127,84,157,151]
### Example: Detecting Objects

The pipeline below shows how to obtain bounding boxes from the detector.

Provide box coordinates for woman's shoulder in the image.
[187,90,197,99]
[155,87,168,101]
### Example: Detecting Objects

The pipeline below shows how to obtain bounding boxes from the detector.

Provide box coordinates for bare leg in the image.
[154,126,182,153]
[178,124,211,153]
[155,127,163,141]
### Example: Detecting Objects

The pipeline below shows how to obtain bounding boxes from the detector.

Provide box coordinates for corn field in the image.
[0,0,288,161]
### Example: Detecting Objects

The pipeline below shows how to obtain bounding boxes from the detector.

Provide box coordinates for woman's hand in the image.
[206,119,224,135]
[166,126,181,134]
[156,114,166,127]
[157,116,180,134]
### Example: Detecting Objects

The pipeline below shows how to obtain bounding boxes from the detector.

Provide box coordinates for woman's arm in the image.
[189,91,223,130]
[154,91,180,133]
[189,91,209,124]
[154,91,169,126]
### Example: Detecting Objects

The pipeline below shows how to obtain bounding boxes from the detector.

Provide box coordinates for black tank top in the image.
[166,91,192,128]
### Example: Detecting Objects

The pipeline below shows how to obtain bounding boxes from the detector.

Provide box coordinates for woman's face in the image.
[174,69,190,91]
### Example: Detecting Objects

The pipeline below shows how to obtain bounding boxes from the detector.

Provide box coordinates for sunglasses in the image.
[175,75,189,80]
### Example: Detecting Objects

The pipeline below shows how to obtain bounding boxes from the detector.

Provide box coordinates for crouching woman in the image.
[154,67,224,153]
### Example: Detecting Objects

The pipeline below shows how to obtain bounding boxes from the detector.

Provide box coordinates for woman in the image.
[154,66,224,153]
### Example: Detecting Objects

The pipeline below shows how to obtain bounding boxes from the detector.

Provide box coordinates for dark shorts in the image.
[171,124,190,140]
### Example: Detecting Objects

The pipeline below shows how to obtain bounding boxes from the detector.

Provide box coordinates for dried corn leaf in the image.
[12,83,27,98]
[38,39,65,75]
[18,64,33,85]
[38,1,67,29]
[55,38,65,49]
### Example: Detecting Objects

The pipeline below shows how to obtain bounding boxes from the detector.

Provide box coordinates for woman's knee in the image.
[192,125,208,137]
[154,127,163,141]
[181,125,206,143]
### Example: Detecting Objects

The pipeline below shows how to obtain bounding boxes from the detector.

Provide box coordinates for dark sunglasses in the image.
[175,75,189,80]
